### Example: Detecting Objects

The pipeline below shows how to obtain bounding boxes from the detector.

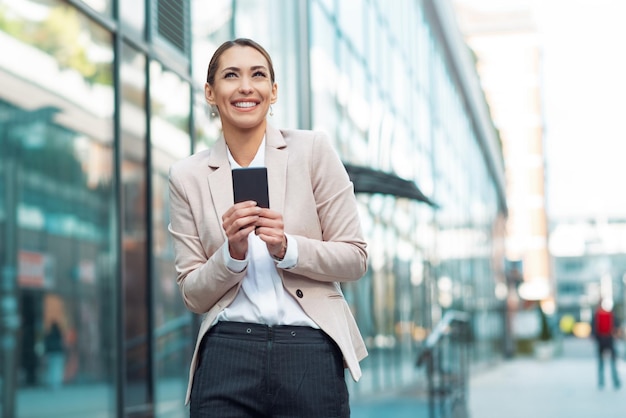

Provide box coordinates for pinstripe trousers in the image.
[189,321,350,418]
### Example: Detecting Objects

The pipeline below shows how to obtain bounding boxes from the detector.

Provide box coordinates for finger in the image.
[223,201,260,222]
[234,214,261,231]
[255,228,284,245]
[223,205,261,232]
[255,212,284,230]
[258,208,281,221]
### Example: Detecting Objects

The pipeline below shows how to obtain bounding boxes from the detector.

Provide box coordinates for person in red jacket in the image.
[592,300,621,389]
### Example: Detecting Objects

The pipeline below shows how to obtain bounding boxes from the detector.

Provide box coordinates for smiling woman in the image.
[204,40,278,167]
[168,38,369,418]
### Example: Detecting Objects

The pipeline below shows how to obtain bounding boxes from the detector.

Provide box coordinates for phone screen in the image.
[232,167,270,208]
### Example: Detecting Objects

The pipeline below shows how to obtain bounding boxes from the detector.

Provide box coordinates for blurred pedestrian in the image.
[592,300,621,389]
[168,38,368,417]
[44,321,66,389]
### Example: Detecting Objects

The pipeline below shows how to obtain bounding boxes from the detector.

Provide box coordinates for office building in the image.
[453,0,552,352]
[0,0,506,416]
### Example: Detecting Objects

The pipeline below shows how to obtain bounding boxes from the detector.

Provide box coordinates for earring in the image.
[210,106,217,117]
[270,106,274,117]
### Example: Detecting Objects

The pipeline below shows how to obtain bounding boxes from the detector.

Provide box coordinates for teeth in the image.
[234,102,256,108]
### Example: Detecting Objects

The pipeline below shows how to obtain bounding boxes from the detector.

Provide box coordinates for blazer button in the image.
[296,289,303,298]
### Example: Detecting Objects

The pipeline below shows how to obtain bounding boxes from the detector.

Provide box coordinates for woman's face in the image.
[205,45,277,132]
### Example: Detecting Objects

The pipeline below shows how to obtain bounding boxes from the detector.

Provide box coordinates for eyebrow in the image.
[221,65,268,74]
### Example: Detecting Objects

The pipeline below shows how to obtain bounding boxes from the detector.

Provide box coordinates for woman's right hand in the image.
[222,201,261,260]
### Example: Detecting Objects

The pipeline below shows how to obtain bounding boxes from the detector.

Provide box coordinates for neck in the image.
[223,122,266,167]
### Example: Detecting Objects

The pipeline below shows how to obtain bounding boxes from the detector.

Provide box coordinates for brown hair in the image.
[206,38,275,86]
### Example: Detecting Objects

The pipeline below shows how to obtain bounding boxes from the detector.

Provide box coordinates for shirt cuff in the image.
[275,233,297,269]
[222,241,248,273]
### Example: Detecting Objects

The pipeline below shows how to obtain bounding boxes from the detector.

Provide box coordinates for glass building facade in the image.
[1,0,193,416]
[0,0,506,416]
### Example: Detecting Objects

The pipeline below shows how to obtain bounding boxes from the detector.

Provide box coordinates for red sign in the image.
[18,251,48,288]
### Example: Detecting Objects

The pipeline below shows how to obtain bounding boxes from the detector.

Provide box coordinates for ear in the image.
[205,83,216,105]
[270,82,278,104]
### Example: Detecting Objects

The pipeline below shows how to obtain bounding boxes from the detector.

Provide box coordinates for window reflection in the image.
[120,0,145,34]
[81,0,112,16]
[150,61,193,416]
[120,42,150,414]
[0,1,116,416]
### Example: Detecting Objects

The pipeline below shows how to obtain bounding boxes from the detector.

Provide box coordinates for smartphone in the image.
[232,167,270,208]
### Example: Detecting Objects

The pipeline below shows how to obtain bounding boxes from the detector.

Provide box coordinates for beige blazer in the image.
[168,124,369,404]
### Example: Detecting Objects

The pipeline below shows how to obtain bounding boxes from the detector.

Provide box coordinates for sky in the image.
[534,0,626,219]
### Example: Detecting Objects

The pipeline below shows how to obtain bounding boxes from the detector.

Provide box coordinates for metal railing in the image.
[416,310,471,418]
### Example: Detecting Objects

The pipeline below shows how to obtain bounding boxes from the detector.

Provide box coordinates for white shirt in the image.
[215,138,319,328]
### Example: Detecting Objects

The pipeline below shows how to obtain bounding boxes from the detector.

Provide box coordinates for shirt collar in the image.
[227,136,266,169]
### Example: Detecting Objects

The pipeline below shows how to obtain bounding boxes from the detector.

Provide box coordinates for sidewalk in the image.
[470,337,626,418]
[14,337,624,417]
[352,337,626,418]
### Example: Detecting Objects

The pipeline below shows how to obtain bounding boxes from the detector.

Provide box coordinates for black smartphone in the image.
[232,167,270,208]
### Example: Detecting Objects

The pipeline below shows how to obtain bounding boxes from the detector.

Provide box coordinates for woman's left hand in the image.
[255,209,287,260]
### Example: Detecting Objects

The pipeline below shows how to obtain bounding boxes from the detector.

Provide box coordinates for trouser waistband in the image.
[209,321,327,344]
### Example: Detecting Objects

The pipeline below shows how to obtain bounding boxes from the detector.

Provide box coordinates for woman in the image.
[168,38,368,417]
[44,321,65,389]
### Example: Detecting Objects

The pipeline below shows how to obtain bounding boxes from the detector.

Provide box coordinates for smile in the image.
[233,101,258,108]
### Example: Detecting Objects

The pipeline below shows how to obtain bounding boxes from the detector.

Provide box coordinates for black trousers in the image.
[190,321,350,418]
[597,336,621,388]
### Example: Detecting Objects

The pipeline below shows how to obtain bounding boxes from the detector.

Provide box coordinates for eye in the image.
[224,72,237,79]
[253,70,267,78]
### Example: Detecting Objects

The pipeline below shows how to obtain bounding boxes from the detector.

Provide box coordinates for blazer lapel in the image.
[265,124,288,215]
[207,137,233,235]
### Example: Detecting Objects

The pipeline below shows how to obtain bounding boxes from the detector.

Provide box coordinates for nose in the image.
[239,76,253,94]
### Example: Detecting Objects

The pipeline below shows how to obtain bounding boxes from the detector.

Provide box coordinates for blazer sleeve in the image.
[286,132,368,282]
[168,163,246,314]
